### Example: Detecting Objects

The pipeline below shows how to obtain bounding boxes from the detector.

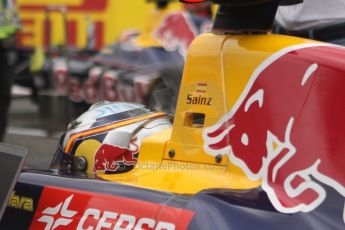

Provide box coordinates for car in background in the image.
[34,1,213,133]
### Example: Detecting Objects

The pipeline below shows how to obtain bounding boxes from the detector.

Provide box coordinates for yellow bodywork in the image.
[99,33,319,194]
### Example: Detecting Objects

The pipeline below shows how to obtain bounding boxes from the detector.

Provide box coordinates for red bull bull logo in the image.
[154,12,198,57]
[93,138,138,174]
[203,43,345,220]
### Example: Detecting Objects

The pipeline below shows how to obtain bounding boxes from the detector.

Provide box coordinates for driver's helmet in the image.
[50,101,171,174]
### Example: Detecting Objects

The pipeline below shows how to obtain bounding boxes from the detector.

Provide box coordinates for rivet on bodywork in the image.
[168,149,175,158]
[215,154,222,164]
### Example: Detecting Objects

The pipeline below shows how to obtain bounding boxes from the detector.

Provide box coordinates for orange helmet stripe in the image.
[64,112,167,154]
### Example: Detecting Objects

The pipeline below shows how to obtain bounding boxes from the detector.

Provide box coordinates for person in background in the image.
[0,0,19,142]
[274,0,345,45]
[0,38,15,142]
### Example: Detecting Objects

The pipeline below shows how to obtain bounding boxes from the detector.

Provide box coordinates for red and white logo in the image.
[154,12,197,58]
[203,43,345,223]
[31,186,194,230]
[37,195,77,230]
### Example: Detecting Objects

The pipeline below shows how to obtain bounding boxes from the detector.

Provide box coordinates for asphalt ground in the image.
[4,95,62,170]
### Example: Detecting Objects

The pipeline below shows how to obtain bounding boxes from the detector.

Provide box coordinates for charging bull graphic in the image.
[203,43,345,219]
[93,138,138,174]
[155,12,197,57]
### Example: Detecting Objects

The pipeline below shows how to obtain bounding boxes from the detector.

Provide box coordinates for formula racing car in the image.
[2,0,345,229]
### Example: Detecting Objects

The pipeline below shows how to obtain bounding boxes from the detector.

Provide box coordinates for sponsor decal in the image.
[202,43,345,223]
[30,186,194,230]
[36,195,76,230]
[154,12,197,58]
[0,182,44,229]
[56,68,150,104]
[186,94,212,105]
[18,0,107,48]
[93,137,139,174]
[186,83,212,105]
[8,191,33,212]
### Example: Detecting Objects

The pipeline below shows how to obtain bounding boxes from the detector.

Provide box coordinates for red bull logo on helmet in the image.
[203,43,345,221]
[93,138,139,174]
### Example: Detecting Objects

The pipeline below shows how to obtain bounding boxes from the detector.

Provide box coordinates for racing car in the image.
[2,0,345,229]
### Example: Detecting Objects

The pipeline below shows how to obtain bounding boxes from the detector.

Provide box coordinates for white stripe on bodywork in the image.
[244,89,264,112]
[301,63,318,86]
